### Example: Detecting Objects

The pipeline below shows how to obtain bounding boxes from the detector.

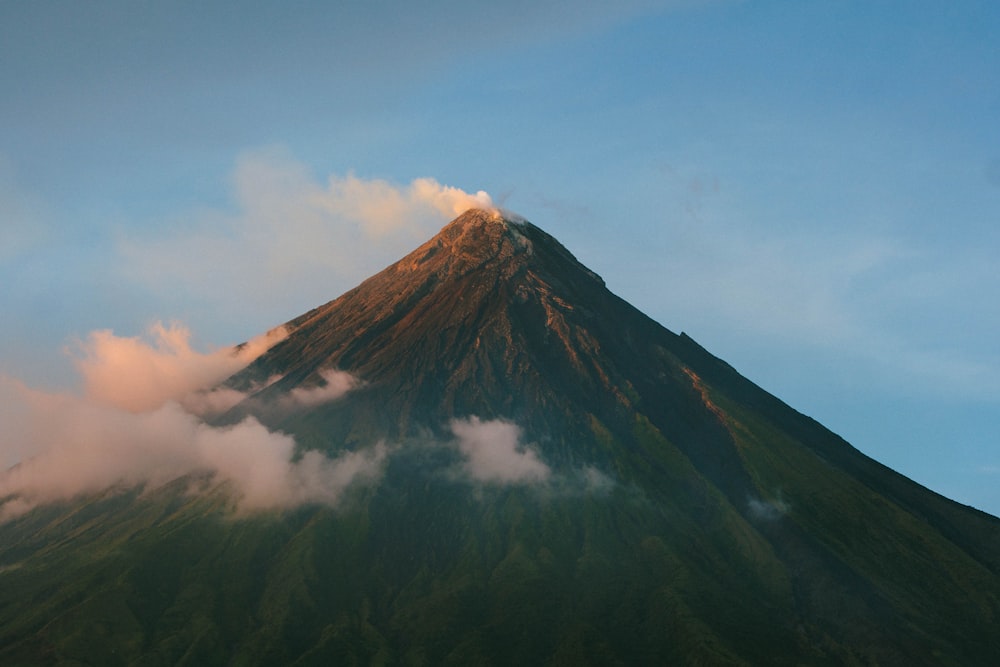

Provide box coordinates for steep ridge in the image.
[1,209,998,665]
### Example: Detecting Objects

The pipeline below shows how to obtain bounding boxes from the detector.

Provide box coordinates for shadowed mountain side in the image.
[1,209,998,665]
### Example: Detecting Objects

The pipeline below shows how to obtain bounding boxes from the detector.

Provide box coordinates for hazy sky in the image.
[2,1,998,515]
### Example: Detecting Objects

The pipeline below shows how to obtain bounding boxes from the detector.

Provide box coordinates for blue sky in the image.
[2,1,999,515]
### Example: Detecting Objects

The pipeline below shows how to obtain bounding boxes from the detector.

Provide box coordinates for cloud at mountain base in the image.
[0,323,377,522]
[0,377,383,521]
[449,417,551,484]
[1,389,386,521]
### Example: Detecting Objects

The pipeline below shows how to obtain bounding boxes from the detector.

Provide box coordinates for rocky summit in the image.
[2,208,999,665]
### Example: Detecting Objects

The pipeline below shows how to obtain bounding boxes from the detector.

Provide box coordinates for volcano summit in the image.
[1,209,999,665]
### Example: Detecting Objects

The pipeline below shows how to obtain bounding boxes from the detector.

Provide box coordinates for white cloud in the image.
[119,148,493,324]
[281,368,358,410]
[449,417,551,484]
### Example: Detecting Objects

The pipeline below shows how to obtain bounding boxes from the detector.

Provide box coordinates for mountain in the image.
[2,208,999,665]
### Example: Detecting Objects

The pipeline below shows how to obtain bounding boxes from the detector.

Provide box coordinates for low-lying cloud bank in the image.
[0,382,385,521]
[0,323,378,522]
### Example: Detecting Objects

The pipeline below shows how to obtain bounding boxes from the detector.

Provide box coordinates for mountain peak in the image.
[431,207,533,266]
[404,207,605,289]
[241,209,611,427]
[445,206,524,227]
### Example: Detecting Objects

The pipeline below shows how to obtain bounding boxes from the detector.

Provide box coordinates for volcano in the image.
[1,208,999,665]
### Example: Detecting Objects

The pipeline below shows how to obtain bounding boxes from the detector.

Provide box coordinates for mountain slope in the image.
[1,208,998,665]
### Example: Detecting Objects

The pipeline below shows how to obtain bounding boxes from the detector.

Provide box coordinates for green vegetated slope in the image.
[1,210,998,665]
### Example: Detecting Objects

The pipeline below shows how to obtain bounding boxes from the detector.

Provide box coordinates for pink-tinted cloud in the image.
[73,322,287,413]
[0,375,385,521]
[0,321,378,522]
[318,172,494,238]
[180,374,283,418]
[179,386,253,418]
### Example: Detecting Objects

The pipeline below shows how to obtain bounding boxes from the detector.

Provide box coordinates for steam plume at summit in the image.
[120,149,495,322]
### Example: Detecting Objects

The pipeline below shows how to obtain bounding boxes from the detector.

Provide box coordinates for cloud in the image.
[180,386,254,418]
[449,417,551,484]
[119,148,494,325]
[747,494,790,521]
[182,368,359,419]
[0,321,378,522]
[72,321,288,413]
[180,374,284,418]
[281,368,359,410]
[445,418,618,492]
[315,173,493,238]
[0,375,385,521]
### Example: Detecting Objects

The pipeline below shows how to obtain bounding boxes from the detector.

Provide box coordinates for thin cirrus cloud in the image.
[118,147,494,323]
[0,323,379,522]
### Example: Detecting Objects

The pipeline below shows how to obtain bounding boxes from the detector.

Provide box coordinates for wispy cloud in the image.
[119,148,493,324]
[183,368,358,419]
[747,493,790,521]
[72,322,287,413]
[280,369,358,410]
